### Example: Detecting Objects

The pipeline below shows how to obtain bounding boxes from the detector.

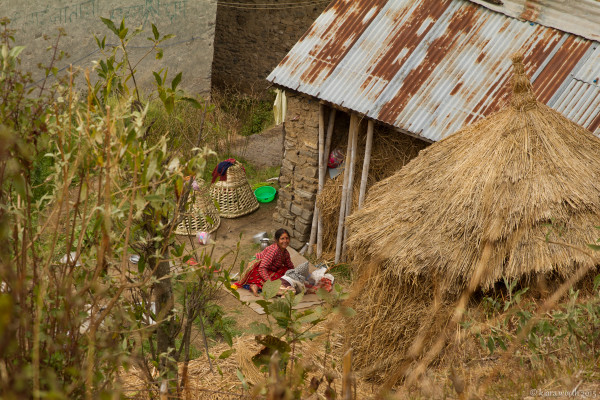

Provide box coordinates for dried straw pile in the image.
[345,53,600,382]
[120,320,376,398]
[316,125,427,260]
[120,339,246,399]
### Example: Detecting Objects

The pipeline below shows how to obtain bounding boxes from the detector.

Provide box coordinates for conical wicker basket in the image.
[175,186,221,235]
[210,161,259,218]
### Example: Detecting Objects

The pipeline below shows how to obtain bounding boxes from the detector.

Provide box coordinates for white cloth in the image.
[281,275,306,294]
[273,89,287,125]
[310,268,334,285]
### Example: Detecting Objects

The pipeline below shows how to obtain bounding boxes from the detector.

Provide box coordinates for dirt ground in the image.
[175,123,287,339]
[189,199,281,266]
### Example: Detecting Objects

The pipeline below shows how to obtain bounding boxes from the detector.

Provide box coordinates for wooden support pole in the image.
[358,119,374,209]
[308,104,326,255]
[317,108,336,259]
[341,349,354,400]
[335,114,356,263]
[342,114,359,260]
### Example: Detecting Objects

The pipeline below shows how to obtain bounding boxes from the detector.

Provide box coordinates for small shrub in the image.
[237,280,355,397]
[145,99,217,159]
[195,302,241,344]
[212,88,275,138]
[327,263,353,284]
[240,98,274,137]
[472,275,600,386]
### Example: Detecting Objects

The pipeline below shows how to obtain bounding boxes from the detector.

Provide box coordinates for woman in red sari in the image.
[233,228,294,296]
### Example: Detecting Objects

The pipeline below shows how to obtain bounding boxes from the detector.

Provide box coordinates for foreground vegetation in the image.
[0,16,353,399]
[0,15,275,398]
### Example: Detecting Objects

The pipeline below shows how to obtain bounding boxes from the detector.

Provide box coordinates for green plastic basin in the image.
[254,185,277,203]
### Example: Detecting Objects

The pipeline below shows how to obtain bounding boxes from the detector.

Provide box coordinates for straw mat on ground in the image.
[345,53,600,380]
[227,286,322,315]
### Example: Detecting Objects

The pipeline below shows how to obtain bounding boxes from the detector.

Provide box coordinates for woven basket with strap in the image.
[209,161,259,218]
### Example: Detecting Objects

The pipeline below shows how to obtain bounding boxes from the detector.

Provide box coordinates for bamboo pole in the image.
[342,114,359,260]
[317,108,336,259]
[335,114,356,263]
[358,119,374,209]
[308,104,326,255]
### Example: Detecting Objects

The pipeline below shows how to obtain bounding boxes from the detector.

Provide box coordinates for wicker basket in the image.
[210,161,259,218]
[175,188,221,235]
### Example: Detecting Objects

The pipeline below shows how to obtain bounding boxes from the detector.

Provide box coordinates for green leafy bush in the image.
[240,98,274,137]
[212,89,275,138]
[196,302,241,344]
[474,275,600,370]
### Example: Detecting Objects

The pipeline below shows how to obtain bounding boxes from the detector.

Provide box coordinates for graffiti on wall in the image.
[109,0,187,25]
[9,0,97,27]
[8,0,188,28]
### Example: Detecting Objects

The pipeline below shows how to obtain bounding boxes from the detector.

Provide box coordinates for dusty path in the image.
[176,126,288,349]
[176,200,280,269]
[226,124,284,168]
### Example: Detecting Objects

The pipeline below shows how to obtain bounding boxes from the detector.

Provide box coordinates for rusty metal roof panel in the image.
[326,0,458,117]
[266,0,387,98]
[468,0,600,42]
[548,44,600,134]
[267,0,600,141]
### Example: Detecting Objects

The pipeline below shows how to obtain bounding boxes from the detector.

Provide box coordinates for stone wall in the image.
[211,0,327,96]
[273,92,321,250]
[1,0,217,95]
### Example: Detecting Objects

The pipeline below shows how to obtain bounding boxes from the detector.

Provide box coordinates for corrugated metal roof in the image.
[267,0,600,141]
[468,0,600,42]
[549,45,600,133]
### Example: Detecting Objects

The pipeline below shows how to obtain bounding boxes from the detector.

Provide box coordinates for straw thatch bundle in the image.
[345,53,600,380]
[316,126,427,260]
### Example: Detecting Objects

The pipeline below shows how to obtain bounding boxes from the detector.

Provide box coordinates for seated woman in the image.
[232,228,294,296]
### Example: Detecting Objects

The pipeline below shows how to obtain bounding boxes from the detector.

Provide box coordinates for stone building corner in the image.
[273,93,320,249]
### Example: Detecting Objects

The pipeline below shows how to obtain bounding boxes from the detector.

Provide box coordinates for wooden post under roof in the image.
[335,113,357,264]
[342,114,359,260]
[307,103,326,255]
[357,119,374,209]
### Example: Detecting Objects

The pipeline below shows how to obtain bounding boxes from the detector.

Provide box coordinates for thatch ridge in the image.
[347,54,600,291]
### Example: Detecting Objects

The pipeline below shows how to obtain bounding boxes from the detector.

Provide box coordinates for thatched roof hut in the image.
[345,53,600,380]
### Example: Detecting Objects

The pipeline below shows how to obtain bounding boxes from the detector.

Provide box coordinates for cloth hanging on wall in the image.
[273,89,287,125]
